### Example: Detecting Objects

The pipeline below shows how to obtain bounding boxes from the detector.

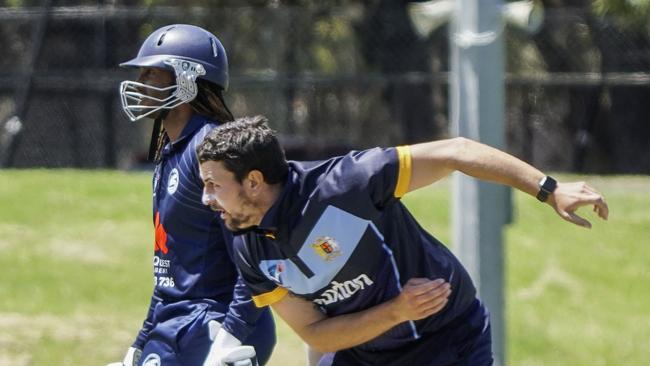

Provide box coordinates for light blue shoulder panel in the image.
[259,205,372,295]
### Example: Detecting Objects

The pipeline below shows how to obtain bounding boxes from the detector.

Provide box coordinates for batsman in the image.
[108,25,275,366]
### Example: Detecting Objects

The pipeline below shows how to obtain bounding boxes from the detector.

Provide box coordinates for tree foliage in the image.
[592,0,650,25]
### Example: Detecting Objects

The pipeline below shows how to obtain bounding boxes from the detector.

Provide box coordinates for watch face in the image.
[536,176,557,202]
[543,176,557,191]
[539,176,547,187]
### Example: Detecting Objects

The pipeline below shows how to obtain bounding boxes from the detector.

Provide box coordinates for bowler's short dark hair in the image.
[197,115,289,184]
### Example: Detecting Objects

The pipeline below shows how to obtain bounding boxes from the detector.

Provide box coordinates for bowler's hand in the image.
[392,278,451,322]
[549,181,609,228]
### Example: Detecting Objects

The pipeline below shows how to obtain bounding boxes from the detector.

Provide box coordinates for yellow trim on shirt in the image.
[394,146,412,198]
[252,286,289,307]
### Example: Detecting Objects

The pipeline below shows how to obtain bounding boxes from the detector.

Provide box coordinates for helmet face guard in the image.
[120,59,206,121]
[119,24,228,122]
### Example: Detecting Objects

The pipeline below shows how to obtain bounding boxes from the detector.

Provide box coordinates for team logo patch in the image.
[142,353,161,366]
[311,236,341,261]
[167,168,179,194]
[267,261,285,284]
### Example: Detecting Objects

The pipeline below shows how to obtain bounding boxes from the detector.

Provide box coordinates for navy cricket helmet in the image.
[119,24,229,121]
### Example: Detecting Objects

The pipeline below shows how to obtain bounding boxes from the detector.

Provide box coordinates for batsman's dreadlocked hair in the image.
[149,118,168,164]
[149,79,235,163]
[190,79,234,123]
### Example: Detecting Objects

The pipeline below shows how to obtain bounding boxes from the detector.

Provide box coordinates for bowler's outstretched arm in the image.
[407,137,609,228]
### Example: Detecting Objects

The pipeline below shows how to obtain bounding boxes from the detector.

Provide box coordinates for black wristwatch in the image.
[536,175,557,202]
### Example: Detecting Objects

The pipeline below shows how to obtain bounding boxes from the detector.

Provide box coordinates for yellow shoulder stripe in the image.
[252,286,289,307]
[394,146,412,198]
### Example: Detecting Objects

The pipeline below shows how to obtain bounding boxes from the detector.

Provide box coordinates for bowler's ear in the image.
[245,170,265,194]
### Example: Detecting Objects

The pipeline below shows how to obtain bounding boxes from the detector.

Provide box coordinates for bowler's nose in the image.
[201,189,221,210]
[201,189,214,206]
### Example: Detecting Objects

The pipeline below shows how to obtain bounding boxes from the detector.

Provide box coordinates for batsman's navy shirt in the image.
[133,114,268,348]
[234,146,478,351]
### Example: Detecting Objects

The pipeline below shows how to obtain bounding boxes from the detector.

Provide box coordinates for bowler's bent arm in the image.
[270,278,451,353]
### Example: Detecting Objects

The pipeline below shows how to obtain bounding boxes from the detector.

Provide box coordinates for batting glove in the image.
[106,346,142,366]
[203,320,258,366]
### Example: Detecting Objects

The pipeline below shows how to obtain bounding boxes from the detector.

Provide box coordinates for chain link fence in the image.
[0,4,649,172]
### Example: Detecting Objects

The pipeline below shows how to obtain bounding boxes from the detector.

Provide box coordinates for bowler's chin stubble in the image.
[223,217,252,232]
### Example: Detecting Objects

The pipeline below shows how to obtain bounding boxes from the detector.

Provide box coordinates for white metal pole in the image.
[450,0,509,365]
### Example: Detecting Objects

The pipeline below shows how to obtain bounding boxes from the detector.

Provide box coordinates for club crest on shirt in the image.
[311,236,341,261]
[167,168,179,194]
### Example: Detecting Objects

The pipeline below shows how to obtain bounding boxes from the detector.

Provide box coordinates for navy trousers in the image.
[138,299,275,366]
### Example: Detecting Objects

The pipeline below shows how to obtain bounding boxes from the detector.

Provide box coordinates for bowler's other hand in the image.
[549,181,609,228]
[393,278,451,322]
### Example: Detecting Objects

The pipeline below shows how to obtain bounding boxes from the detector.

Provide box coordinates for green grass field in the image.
[0,170,648,365]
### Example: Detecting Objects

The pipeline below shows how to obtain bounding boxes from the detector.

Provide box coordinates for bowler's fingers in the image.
[418,292,450,317]
[412,283,451,310]
[581,184,609,220]
[401,278,452,319]
[558,208,591,229]
[411,291,449,318]
[593,196,609,220]
[405,277,442,286]
[413,281,450,299]
[569,211,591,229]
[557,185,608,224]
[574,194,609,221]
[405,278,446,296]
